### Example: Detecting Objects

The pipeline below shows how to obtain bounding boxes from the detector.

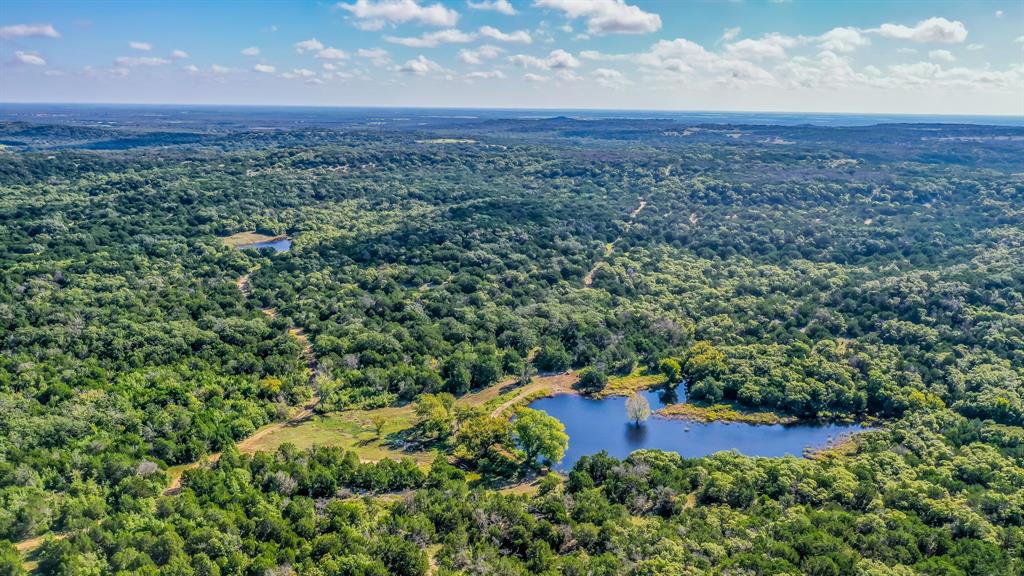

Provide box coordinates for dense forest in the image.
[0,110,1022,575]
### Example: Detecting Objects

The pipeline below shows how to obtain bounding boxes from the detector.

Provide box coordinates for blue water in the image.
[238,238,291,253]
[528,389,866,470]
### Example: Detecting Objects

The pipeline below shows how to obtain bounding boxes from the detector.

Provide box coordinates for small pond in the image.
[527,389,867,470]
[238,238,292,253]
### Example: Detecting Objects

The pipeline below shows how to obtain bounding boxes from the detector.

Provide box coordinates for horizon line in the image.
[2,101,1022,120]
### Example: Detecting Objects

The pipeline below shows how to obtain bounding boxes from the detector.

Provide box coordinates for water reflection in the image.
[528,389,866,470]
[238,238,292,253]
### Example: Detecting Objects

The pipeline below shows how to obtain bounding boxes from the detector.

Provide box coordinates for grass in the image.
[599,368,667,397]
[241,405,437,465]
[220,230,286,248]
[657,403,796,425]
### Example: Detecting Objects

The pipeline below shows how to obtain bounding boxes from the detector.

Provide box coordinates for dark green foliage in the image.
[1,115,1022,575]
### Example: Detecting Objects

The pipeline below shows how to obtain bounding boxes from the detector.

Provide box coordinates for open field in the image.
[220,230,287,248]
[657,402,796,425]
[599,367,668,397]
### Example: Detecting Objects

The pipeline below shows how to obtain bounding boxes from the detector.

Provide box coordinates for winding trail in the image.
[164,270,320,495]
[583,197,646,287]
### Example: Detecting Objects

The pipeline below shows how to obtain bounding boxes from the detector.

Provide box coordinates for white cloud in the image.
[386,26,529,47]
[316,47,350,59]
[253,63,276,73]
[873,17,967,44]
[509,48,580,70]
[458,44,503,64]
[720,27,741,43]
[724,34,798,61]
[468,0,516,15]
[241,46,261,56]
[183,64,199,73]
[339,0,459,28]
[294,38,325,53]
[1,23,60,39]
[14,51,47,66]
[1016,36,1024,45]
[818,27,870,53]
[386,28,476,47]
[593,67,631,87]
[928,49,955,62]
[171,49,189,59]
[966,44,983,51]
[397,54,443,75]
[479,25,531,43]
[466,69,506,80]
[115,56,170,67]
[210,64,231,74]
[524,72,548,82]
[534,0,661,35]
[995,10,1003,18]
[129,41,152,51]
[358,47,391,66]
[281,68,316,78]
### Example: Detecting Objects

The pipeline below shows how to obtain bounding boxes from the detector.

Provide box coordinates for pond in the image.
[238,238,292,253]
[527,389,867,470]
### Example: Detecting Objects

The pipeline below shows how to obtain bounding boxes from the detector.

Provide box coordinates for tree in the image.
[513,408,569,468]
[576,367,608,394]
[626,392,651,425]
[371,414,387,437]
[414,393,456,439]
[659,358,682,387]
[535,339,571,373]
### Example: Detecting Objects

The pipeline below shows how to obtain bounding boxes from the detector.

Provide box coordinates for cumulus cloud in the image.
[724,34,798,61]
[281,68,316,78]
[386,26,529,47]
[171,49,189,59]
[928,49,955,62]
[1,23,60,39]
[129,41,152,51]
[466,69,506,80]
[182,64,199,73]
[14,51,47,66]
[468,0,516,15]
[294,38,325,53]
[115,56,170,67]
[386,28,476,47]
[817,27,870,53]
[593,67,631,87]
[523,72,547,82]
[253,63,276,73]
[509,48,580,70]
[535,0,661,35]
[397,55,443,75]
[479,25,531,43]
[458,44,503,64]
[358,47,391,66]
[872,17,967,44]
[210,64,231,74]
[316,47,350,59]
[241,46,261,56]
[339,0,459,28]
[720,27,741,43]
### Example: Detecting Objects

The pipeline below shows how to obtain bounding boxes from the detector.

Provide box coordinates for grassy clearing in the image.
[240,405,437,465]
[805,432,862,460]
[599,368,667,397]
[220,231,286,248]
[657,403,795,425]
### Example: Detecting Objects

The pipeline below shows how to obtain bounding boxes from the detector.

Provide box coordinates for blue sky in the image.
[2,0,1022,114]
